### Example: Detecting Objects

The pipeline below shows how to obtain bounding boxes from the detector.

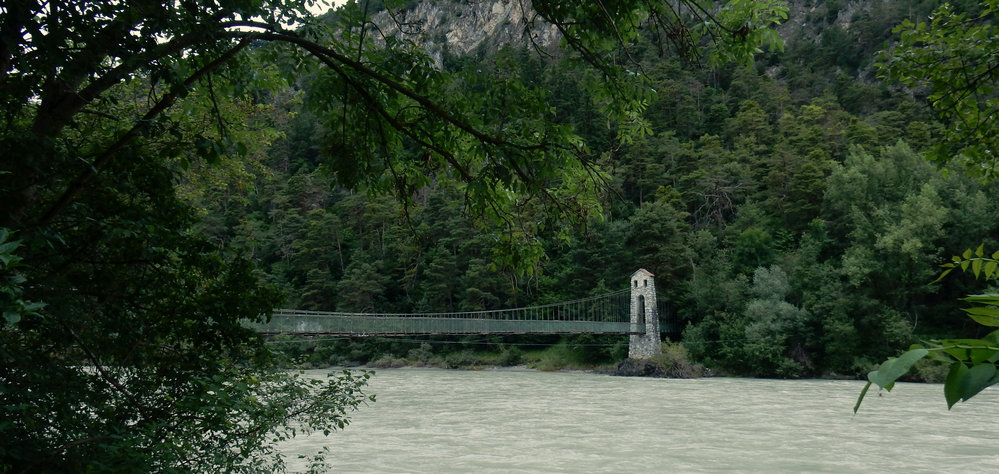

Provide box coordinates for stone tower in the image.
[629,268,661,359]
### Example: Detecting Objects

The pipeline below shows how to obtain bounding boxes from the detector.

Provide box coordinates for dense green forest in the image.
[4,0,999,470]
[181,0,999,378]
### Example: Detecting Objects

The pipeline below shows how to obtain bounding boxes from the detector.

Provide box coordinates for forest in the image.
[3,0,999,471]
[194,0,999,380]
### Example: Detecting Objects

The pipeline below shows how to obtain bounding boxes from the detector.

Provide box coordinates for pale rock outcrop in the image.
[371,0,560,67]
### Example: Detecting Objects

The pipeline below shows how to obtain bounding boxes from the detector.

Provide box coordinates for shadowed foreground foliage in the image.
[0,0,786,470]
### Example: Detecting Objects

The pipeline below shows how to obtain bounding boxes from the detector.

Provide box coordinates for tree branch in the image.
[31,1,161,137]
[37,37,255,228]
[246,31,554,152]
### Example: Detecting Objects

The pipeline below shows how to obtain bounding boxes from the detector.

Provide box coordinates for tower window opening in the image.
[638,295,646,326]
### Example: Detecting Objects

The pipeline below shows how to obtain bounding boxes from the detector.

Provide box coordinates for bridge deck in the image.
[249,278,680,340]
[250,311,645,336]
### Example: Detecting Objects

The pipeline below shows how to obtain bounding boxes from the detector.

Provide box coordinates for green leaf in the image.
[867,348,930,390]
[943,346,971,362]
[939,338,999,347]
[963,294,999,306]
[986,261,999,279]
[976,243,985,257]
[944,362,966,409]
[3,311,21,325]
[963,248,973,259]
[969,347,999,365]
[854,381,873,414]
[0,240,20,255]
[963,305,999,327]
[972,258,983,278]
[933,267,954,283]
[938,338,999,364]
[959,363,999,404]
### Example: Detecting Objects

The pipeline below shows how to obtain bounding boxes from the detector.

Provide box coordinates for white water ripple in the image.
[283,369,999,473]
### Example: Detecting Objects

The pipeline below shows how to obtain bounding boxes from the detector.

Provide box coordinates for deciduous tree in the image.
[0,0,786,469]
[878,0,999,178]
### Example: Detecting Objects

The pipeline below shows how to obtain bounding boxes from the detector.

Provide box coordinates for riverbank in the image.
[268,335,947,382]
[279,338,707,378]
[361,341,616,372]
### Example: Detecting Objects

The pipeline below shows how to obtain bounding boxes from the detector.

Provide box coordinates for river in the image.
[282,368,999,473]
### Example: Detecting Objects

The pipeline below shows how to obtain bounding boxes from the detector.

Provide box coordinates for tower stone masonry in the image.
[628,268,661,359]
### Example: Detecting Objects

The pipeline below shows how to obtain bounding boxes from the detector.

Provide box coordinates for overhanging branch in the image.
[37,37,255,228]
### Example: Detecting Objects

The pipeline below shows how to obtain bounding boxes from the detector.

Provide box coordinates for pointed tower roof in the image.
[632,268,654,277]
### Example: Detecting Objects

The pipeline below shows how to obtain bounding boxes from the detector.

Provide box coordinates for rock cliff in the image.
[371,0,560,67]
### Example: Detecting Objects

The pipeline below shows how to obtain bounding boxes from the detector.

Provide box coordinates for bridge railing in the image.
[247,289,640,335]
[252,312,643,335]
[271,289,631,322]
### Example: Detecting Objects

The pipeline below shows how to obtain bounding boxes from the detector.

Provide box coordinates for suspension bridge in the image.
[250,269,671,358]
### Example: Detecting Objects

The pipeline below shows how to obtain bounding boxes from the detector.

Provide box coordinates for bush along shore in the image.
[268,335,708,378]
[267,333,958,383]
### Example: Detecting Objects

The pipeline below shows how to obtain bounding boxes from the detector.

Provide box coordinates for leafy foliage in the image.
[852,0,999,412]
[0,230,45,326]
[7,0,999,461]
[216,1,999,390]
[0,0,793,469]
[855,246,999,412]
[878,0,999,178]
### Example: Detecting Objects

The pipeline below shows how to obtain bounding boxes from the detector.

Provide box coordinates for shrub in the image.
[369,355,408,368]
[444,351,483,369]
[497,346,523,366]
[653,341,705,378]
[407,343,438,366]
